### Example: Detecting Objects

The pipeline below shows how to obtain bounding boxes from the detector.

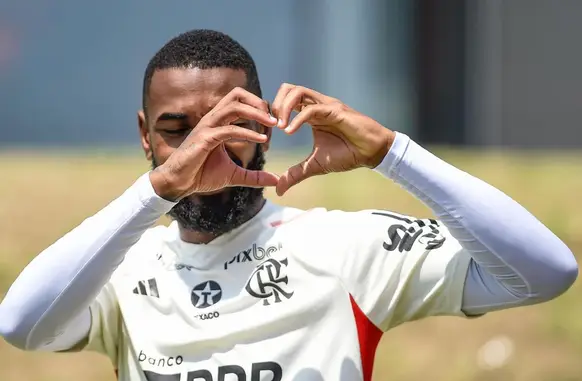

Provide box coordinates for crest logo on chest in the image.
[245,258,294,306]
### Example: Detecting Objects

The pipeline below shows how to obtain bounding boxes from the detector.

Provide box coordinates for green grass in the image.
[0,148,581,381]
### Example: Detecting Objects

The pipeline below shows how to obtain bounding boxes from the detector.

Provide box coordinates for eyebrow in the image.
[157,112,188,122]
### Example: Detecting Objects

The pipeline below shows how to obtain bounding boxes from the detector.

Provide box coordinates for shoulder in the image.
[278,207,446,254]
[270,207,395,250]
[279,207,418,233]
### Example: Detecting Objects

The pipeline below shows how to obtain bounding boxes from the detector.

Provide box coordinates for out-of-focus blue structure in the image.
[0,0,580,149]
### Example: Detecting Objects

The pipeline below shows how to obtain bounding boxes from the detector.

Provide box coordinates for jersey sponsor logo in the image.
[191,280,222,309]
[138,350,183,368]
[143,361,282,381]
[224,243,282,270]
[193,311,220,321]
[372,212,447,252]
[245,258,294,306]
[132,278,160,298]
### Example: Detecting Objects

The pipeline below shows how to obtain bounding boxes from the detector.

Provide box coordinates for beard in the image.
[151,146,266,237]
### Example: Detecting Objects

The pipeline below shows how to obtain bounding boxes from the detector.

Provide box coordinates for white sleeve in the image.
[0,173,176,351]
[312,133,576,331]
[374,132,577,316]
[39,309,91,352]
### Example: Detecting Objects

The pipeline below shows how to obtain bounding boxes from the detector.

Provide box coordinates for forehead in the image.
[147,67,248,119]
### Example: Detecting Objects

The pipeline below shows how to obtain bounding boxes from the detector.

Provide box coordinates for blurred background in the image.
[0,0,581,380]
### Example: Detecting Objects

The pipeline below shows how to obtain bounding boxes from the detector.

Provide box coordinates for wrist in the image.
[373,131,411,178]
[365,128,396,169]
[149,168,183,202]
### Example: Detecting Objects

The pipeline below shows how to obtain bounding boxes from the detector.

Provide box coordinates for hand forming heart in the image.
[149,84,396,202]
[270,83,396,196]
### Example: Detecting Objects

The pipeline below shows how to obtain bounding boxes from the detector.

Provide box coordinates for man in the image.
[0,29,577,381]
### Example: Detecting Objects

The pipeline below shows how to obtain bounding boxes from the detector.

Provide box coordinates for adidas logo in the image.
[132,278,159,298]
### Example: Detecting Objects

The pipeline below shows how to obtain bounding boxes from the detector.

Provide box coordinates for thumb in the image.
[276,155,322,196]
[228,164,280,188]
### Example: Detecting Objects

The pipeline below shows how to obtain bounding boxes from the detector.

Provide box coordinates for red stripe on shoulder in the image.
[350,295,383,381]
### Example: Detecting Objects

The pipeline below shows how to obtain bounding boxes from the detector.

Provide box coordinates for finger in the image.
[271,83,295,124]
[216,87,270,114]
[284,104,334,135]
[211,102,277,128]
[228,165,280,188]
[277,86,333,130]
[203,125,269,151]
[275,153,322,196]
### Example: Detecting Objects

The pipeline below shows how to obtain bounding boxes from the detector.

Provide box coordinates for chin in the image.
[159,143,266,234]
[186,189,231,206]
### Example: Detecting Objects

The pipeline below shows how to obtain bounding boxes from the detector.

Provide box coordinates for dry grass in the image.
[0,147,581,381]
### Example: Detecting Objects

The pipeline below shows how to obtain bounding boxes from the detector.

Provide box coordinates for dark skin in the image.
[138,68,277,244]
[269,83,395,195]
[140,67,395,245]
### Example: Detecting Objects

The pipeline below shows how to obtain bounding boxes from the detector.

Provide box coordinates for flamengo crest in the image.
[245,258,294,305]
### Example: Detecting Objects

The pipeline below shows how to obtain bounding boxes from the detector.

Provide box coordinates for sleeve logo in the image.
[372,212,447,252]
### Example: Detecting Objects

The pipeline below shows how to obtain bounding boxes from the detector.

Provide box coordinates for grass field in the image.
[0,147,581,381]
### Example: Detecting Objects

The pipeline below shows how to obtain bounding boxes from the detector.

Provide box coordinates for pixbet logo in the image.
[224,243,282,270]
[245,258,294,306]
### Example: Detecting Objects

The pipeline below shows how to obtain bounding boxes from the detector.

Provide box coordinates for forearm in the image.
[0,173,176,350]
[375,132,578,314]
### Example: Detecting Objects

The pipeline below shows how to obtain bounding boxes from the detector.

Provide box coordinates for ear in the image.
[259,123,272,153]
[138,110,153,161]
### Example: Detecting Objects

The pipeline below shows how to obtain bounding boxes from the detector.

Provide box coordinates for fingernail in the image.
[269,115,277,122]
[277,119,285,129]
[284,126,292,134]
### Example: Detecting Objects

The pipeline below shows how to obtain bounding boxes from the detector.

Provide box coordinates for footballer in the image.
[0,30,577,381]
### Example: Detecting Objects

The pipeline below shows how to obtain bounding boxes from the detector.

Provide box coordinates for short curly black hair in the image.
[142,29,262,113]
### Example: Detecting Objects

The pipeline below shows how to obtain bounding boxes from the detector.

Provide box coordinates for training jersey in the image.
[84,200,471,381]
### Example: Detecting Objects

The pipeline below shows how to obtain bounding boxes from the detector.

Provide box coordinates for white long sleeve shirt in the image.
[0,132,577,381]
